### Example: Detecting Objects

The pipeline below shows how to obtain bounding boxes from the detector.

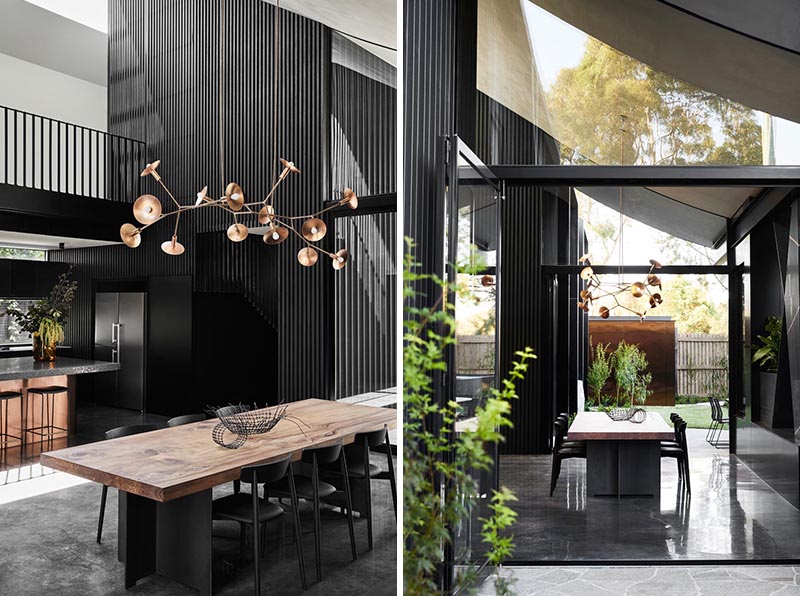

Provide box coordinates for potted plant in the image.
[3,270,77,362]
[753,315,781,426]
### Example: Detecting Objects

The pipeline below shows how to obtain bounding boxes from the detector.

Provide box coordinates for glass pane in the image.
[450,150,499,571]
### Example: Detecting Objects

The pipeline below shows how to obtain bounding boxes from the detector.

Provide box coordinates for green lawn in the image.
[645,403,727,430]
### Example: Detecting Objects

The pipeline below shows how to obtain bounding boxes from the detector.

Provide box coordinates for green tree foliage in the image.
[403,239,535,595]
[586,338,612,406]
[612,341,652,407]
[548,38,762,167]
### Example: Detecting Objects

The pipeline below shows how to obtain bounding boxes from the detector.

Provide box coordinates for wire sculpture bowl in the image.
[204,403,308,449]
[605,407,647,424]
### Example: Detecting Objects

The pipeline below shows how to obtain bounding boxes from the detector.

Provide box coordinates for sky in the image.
[522,0,800,166]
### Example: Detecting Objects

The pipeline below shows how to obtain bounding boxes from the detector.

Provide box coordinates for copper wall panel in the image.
[588,319,677,406]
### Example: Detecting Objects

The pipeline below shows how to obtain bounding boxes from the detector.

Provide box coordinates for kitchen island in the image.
[0,357,120,445]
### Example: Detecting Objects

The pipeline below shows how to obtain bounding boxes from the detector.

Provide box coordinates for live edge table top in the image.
[568,411,674,441]
[40,399,396,502]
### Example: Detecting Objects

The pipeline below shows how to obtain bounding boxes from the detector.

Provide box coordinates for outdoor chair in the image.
[709,397,729,448]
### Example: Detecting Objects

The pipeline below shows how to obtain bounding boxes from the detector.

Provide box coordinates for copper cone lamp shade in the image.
[631,281,645,298]
[339,188,358,210]
[161,235,185,255]
[301,218,327,242]
[331,248,349,270]
[599,306,610,319]
[196,185,210,206]
[262,225,289,245]
[481,274,494,287]
[133,194,163,224]
[226,223,249,242]
[140,160,162,180]
[297,247,318,267]
[258,204,275,225]
[280,158,301,174]
[120,223,141,248]
[225,183,245,211]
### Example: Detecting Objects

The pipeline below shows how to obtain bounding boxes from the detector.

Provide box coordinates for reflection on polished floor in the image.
[503,429,800,561]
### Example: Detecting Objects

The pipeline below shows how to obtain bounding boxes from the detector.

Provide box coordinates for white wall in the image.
[0,52,106,131]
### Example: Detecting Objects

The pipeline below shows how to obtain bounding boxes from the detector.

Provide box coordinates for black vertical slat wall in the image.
[403,0,573,454]
[331,33,398,398]
[473,91,568,454]
[403,0,458,290]
[50,0,395,408]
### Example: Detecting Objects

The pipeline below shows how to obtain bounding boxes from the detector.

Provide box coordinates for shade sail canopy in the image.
[529,0,800,124]
[577,186,761,247]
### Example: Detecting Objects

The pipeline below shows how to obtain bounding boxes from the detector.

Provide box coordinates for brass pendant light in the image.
[119,0,356,269]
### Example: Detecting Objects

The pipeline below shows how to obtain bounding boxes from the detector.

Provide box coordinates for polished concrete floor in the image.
[478,566,800,595]
[0,405,397,595]
[503,429,800,562]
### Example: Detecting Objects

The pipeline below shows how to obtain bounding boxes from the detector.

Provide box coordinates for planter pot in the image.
[760,372,777,427]
[32,332,57,362]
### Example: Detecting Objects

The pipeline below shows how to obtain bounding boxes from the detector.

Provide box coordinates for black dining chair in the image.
[96,423,161,544]
[268,441,357,583]
[661,419,691,495]
[213,455,306,595]
[335,426,395,550]
[550,419,586,497]
[661,413,682,449]
[166,413,206,427]
[367,431,397,517]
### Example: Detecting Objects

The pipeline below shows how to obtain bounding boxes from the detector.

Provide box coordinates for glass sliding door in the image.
[443,136,502,587]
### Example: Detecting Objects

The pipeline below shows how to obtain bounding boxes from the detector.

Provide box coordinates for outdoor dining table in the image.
[568,411,674,497]
[40,398,396,595]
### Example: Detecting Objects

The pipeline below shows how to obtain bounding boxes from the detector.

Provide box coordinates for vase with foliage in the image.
[3,270,77,362]
[586,337,612,408]
[403,239,534,595]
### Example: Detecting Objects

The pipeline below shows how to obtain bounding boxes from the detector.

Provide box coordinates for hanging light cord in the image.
[219,0,225,191]
[270,0,280,203]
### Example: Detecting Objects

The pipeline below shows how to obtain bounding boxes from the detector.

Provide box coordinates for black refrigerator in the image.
[93,292,146,411]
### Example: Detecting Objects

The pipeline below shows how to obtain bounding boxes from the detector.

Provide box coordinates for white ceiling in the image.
[1,0,107,85]
[262,0,397,66]
[577,186,762,248]
[0,231,119,251]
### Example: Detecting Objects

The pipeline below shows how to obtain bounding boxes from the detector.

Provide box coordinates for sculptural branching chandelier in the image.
[576,115,665,320]
[119,0,356,270]
[576,254,663,319]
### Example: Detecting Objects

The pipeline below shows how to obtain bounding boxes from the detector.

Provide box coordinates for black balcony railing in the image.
[0,105,146,202]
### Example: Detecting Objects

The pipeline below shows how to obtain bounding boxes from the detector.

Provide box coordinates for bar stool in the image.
[25,386,69,441]
[0,390,24,448]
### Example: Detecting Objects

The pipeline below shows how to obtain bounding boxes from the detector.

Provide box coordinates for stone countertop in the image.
[0,357,120,381]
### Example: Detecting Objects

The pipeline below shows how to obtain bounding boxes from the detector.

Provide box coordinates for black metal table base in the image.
[586,440,661,497]
[118,489,213,595]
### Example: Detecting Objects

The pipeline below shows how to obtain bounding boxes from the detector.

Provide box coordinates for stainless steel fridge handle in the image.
[111,348,118,363]
[111,322,120,344]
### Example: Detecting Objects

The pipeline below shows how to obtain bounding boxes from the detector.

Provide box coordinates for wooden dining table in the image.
[568,411,674,497]
[40,398,397,595]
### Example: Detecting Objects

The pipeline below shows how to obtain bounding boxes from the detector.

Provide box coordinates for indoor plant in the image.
[753,315,781,426]
[3,270,77,362]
